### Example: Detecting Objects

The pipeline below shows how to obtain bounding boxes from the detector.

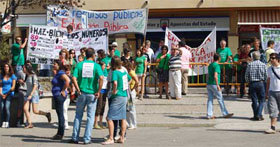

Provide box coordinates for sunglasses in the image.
[270,57,277,60]
[70,52,75,54]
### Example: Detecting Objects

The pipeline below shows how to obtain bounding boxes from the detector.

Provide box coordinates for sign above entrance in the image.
[147,17,229,32]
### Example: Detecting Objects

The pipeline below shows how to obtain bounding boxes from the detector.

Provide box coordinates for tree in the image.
[0,0,85,35]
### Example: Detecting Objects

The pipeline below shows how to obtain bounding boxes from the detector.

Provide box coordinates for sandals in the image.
[116,138,125,144]
[25,124,34,129]
[102,139,114,145]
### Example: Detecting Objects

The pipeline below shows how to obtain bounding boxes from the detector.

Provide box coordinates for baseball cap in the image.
[112,42,118,47]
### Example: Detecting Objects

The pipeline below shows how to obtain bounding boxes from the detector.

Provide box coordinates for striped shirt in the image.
[169,55,182,71]
[245,60,267,82]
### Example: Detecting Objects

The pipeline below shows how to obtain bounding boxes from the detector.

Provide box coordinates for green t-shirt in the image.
[217,47,232,69]
[11,43,25,66]
[233,54,241,71]
[71,59,77,74]
[111,69,131,98]
[73,60,103,94]
[102,56,112,76]
[135,56,147,74]
[114,50,121,57]
[156,53,171,70]
[207,62,221,85]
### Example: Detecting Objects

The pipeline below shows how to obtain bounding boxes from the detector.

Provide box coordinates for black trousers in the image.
[54,95,65,136]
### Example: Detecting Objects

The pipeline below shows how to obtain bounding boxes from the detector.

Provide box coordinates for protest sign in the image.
[27,25,108,64]
[47,5,148,34]
[260,27,280,53]
[187,27,216,75]
[164,27,181,51]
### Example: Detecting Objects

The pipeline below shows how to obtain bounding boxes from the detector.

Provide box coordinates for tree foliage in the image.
[0,0,85,31]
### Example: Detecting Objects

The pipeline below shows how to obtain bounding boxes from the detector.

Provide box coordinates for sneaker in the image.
[52,134,63,140]
[2,122,6,128]
[68,139,79,144]
[265,128,276,134]
[46,112,51,123]
[224,113,234,118]
[65,125,70,130]
[5,122,9,128]
[127,127,136,130]
[207,116,216,120]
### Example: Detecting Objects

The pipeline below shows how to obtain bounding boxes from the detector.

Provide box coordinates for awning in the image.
[238,9,280,25]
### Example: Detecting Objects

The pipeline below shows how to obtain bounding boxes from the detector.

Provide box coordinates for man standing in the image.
[11,36,27,73]
[179,41,192,95]
[112,42,121,57]
[145,40,154,63]
[169,47,182,100]
[265,40,275,67]
[249,39,266,63]
[207,53,233,119]
[69,48,103,144]
[245,52,267,121]
[216,39,233,93]
[153,39,164,61]
[265,53,280,134]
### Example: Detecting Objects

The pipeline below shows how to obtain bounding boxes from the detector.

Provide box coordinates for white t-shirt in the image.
[146,48,154,63]
[267,65,280,91]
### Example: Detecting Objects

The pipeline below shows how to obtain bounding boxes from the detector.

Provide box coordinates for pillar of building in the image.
[228,10,239,56]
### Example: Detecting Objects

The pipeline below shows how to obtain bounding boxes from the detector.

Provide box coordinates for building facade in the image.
[1,0,279,55]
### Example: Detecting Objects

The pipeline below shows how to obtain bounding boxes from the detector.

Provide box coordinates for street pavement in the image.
[0,89,280,146]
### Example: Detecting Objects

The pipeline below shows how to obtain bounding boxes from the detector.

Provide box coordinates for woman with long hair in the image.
[156,45,171,99]
[51,60,70,140]
[23,63,51,129]
[59,49,70,65]
[134,47,147,100]
[102,57,131,145]
[0,63,17,128]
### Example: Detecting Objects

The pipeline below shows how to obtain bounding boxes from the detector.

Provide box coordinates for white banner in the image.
[27,25,108,64]
[188,27,216,75]
[260,27,280,53]
[164,27,181,51]
[47,5,148,34]
[1,15,11,34]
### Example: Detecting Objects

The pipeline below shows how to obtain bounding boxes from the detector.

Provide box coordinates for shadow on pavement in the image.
[206,129,264,134]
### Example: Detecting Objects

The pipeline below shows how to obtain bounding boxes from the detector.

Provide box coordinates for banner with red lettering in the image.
[188,27,216,75]
[47,5,148,35]
[164,27,181,51]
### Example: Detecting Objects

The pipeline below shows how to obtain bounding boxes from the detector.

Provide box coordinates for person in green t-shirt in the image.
[102,57,131,145]
[69,49,77,74]
[216,39,233,93]
[134,47,148,100]
[70,48,104,144]
[156,45,171,99]
[112,42,121,57]
[207,53,233,119]
[11,36,28,73]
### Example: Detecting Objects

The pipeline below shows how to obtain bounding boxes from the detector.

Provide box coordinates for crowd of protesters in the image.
[0,31,280,146]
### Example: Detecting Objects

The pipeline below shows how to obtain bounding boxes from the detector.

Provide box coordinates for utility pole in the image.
[11,0,16,44]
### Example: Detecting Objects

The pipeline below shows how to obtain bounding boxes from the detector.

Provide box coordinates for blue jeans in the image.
[54,95,65,136]
[72,92,97,143]
[249,81,265,118]
[0,95,12,122]
[207,85,229,117]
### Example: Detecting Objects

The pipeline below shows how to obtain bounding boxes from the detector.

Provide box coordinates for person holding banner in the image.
[134,47,148,100]
[156,45,171,99]
[11,37,28,73]
[69,48,103,144]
